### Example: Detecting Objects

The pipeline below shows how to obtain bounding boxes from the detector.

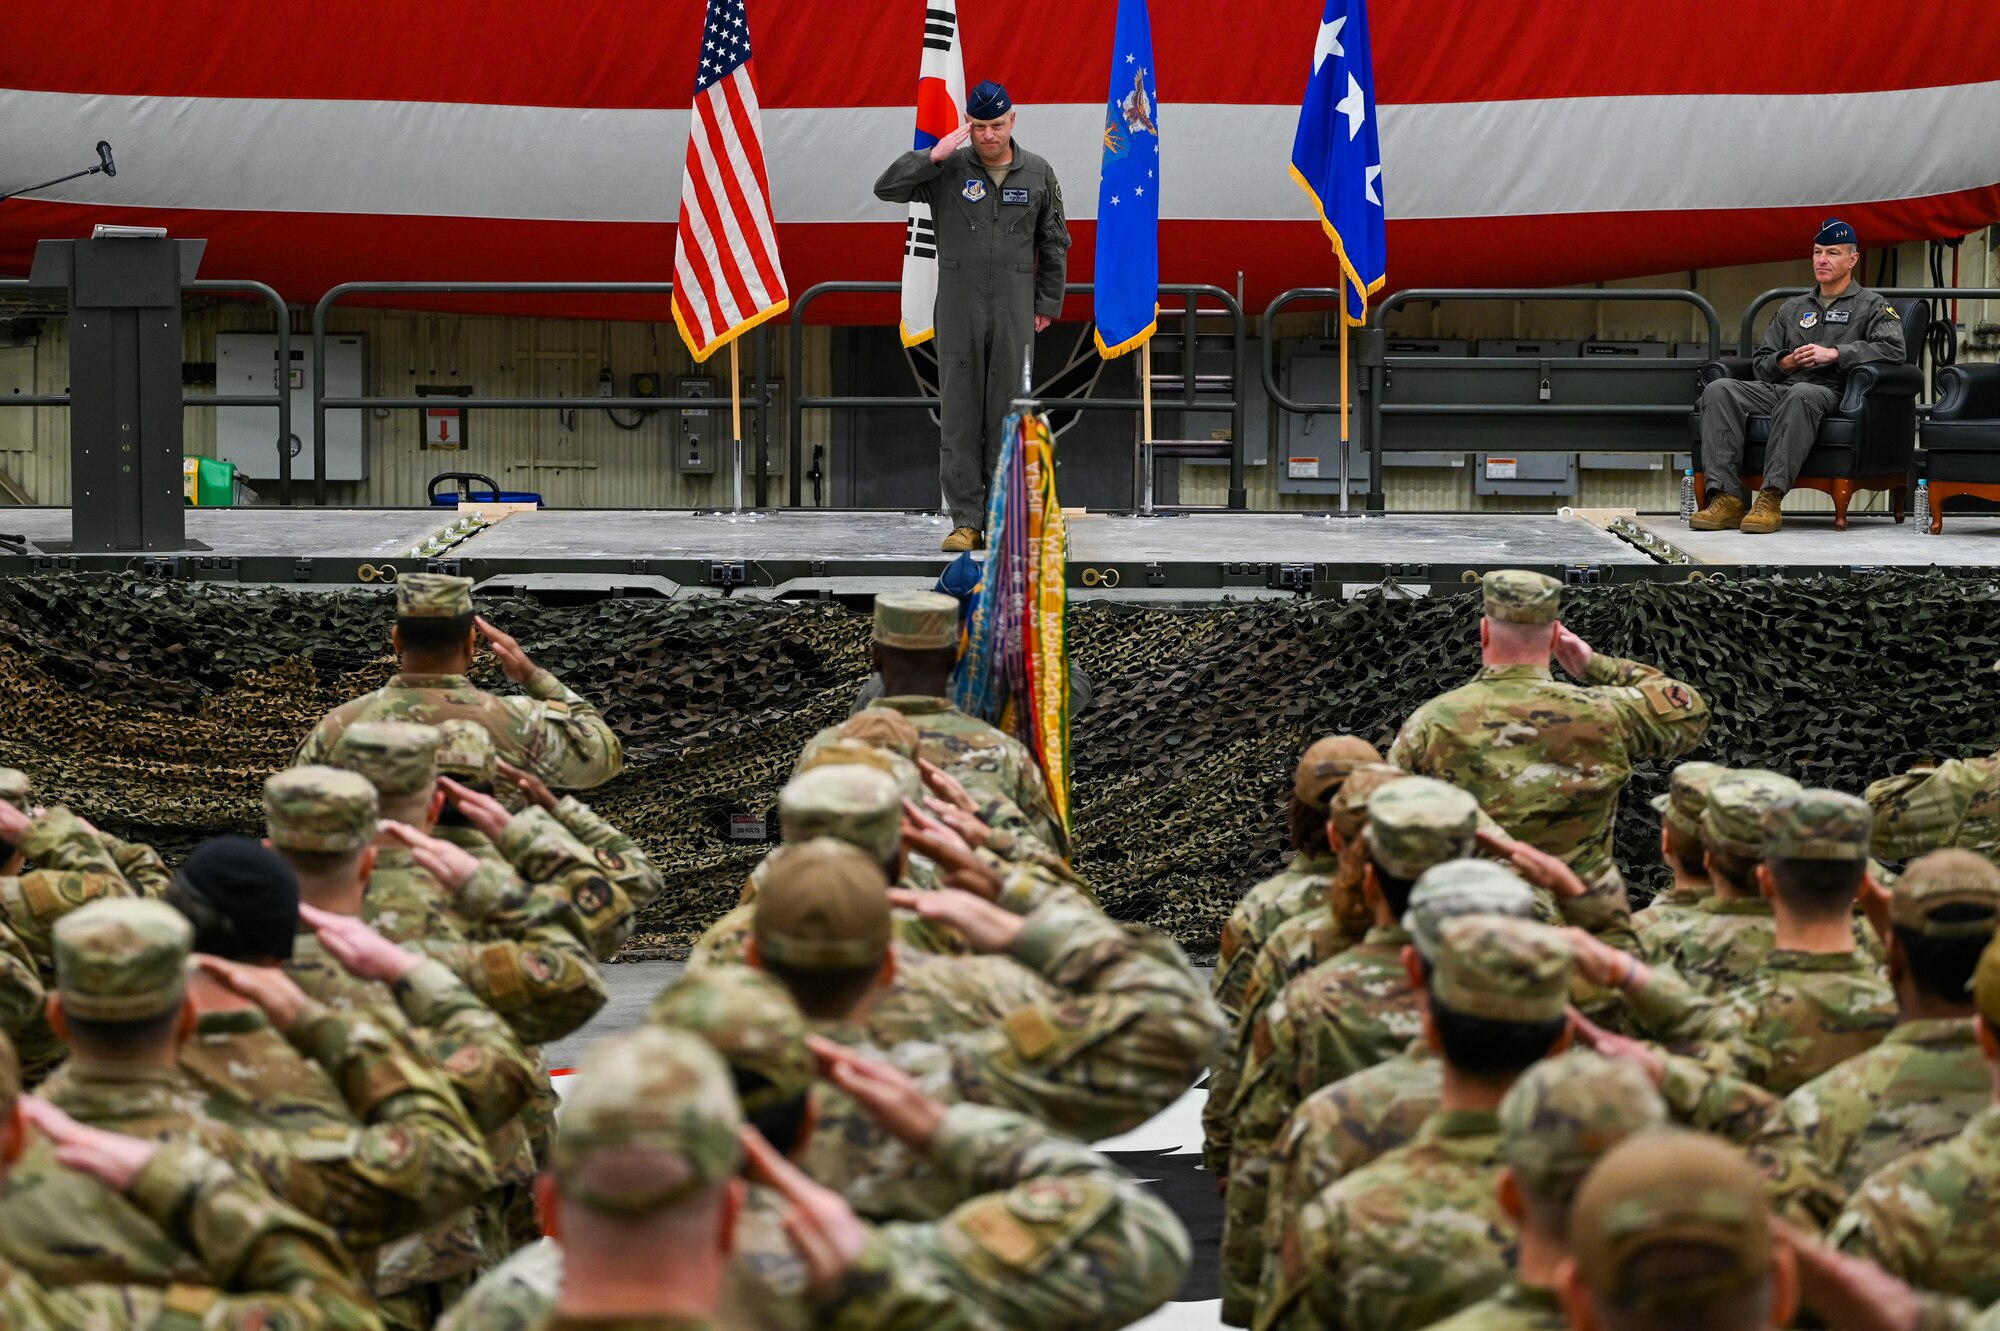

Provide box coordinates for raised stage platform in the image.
[6,505,2000,596]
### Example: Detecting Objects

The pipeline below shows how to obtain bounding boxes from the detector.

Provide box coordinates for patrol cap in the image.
[0,767,31,813]
[1814,217,1858,248]
[795,740,920,803]
[1649,761,1729,838]
[434,718,498,790]
[1701,771,1803,858]
[648,965,814,1113]
[1867,766,1970,861]
[330,721,441,799]
[1500,1050,1666,1203]
[1405,858,1538,962]
[753,837,893,970]
[1330,763,1404,840]
[778,765,902,866]
[1481,570,1561,626]
[395,572,474,619]
[551,1025,743,1216]
[265,767,379,854]
[54,898,192,1022]
[1294,736,1382,810]
[1570,1130,1772,1312]
[1762,789,1872,862]
[967,79,1012,121]
[1891,849,2000,940]
[172,835,300,962]
[839,708,922,760]
[872,591,960,651]
[1366,776,1480,881]
[1428,915,1572,1024]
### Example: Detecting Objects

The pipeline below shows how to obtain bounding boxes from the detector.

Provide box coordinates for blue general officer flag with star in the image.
[1291,0,1384,322]
[1092,0,1160,358]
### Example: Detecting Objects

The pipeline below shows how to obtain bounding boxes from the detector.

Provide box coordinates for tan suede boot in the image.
[1740,488,1785,534]
[941,526,985,553]
[1688,493,1746,531]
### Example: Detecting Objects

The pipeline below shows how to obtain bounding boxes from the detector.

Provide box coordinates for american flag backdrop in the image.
[1,1,1996,323]
[670,0,787,360]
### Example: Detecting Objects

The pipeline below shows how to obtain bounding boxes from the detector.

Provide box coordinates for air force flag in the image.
[1291,0,1385,322]
[900,0,967,347]
[1091,0,1160,358]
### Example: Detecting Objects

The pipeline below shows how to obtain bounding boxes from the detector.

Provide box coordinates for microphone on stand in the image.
[0,141,121,203]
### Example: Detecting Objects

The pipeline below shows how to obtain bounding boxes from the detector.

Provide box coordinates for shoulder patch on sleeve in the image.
[1636,678,1698,717]
[1002,1006,1059,1061]
[1881,303,1900,318]
[957,1197,1044,1266]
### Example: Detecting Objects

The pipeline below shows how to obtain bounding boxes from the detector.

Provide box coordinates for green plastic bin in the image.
[182,456,236,507]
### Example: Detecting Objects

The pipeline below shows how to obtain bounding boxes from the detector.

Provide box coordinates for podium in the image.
[28,236,207,551]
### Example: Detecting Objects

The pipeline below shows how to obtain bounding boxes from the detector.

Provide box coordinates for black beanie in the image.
[171,835,301,962]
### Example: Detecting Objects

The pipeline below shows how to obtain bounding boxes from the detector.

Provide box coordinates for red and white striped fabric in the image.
[670,0,787,359]
[0,1,1994,322]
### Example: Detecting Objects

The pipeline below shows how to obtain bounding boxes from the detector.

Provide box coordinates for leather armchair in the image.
[1918,362,2000,532]
[1687,297,1930,528]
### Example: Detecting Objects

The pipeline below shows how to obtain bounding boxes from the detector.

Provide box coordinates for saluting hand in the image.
[439,777,515,841]
[495,759,560,813]
[194,955,311,1032]
[741,1127,868,1296]
[900,799,1004,898]
[21,1096,158,1193]
[1776,1219,1923,1331]
[474,616,540,686]
[300,903,423,983]
[928,123,972,164]
[887,885,1023,953]
[1551,623,1595,678]
[806,1034,947,1150]
[382,820,481,893]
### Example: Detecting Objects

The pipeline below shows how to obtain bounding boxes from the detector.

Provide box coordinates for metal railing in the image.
[1262,287,1724,511]
[313,281,774,507]
[787,281,1247,509]
[0,277,294,497]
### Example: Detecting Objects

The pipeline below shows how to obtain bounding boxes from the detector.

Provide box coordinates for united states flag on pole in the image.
[899,1,966,347]
[671,0,788,362]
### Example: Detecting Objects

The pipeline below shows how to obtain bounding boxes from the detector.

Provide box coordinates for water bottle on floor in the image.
[1915,478,1934,533]
[1680,469,1696,525]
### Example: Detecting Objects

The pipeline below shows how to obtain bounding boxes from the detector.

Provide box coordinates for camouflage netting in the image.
[1,572,1997,957]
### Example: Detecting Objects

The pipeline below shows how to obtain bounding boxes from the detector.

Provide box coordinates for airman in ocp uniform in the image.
[1389,570,1709,897]
[296,572,622,791]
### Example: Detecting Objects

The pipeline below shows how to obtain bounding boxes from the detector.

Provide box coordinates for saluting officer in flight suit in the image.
[875,80,1072,553]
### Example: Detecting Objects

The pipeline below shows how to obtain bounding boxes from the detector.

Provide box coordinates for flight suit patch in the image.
[962,178,988,202]
[1000,187,1030,206]
[1827,309,1851,323]
[1799,312,1818,329]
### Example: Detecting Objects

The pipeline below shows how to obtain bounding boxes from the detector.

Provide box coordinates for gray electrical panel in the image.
[1377,338,1468,468]
[1675,342,1741,360]
[1277,347,1368,496]
[742,377,785,476]
[1473,451,1576,496]
[216,332,368,481]
[674,376,718,473]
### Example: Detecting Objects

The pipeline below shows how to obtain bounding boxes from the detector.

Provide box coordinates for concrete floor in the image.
[456,507,1654,566]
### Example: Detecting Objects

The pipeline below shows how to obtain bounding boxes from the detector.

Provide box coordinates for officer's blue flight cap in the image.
[968,81,1012,121]
[1815,217,1858,247]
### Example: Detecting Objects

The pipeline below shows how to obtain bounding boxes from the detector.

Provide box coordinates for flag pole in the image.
[1140,334,1156,516]
[728,339,744,509]
[1338,282,1351,515]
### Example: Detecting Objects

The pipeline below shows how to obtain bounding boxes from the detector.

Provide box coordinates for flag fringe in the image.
[1286,162,1386,325]
[1093,308,1159,359]
[674,296,790,364]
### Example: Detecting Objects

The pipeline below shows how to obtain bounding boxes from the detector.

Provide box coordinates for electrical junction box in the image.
[1474,339,1580,358]
[215,332,367,481]
[1675,343,1741,360]
[1378,337,1470,468]
[742,377,786,475]
[674,375,717,474]
[1475,452,1576,496]
[1581,341,1670,358]
[1276,344,1369,496]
